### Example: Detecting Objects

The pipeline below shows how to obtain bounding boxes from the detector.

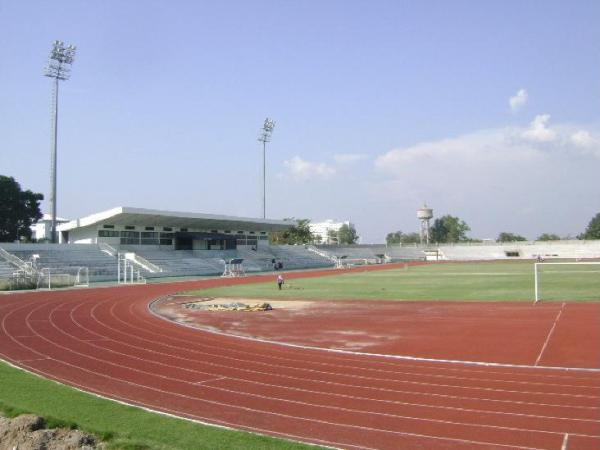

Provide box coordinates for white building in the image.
[31,214,70,241]
[310,219,354,244]
[56,206,293,250]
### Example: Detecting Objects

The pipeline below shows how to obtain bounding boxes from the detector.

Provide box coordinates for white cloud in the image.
[570,130,600,157]
[333,153,369,164]
[571,130,594,147]
[522,114,557,142]
[283,156,336,181]
[509,88,528,112]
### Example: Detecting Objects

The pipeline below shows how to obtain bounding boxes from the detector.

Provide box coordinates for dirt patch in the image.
[173,296,314,310]
[0,414,102,450]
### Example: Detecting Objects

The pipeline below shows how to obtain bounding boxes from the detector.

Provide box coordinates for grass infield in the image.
[185,260,600,302]
[0,362,322,450]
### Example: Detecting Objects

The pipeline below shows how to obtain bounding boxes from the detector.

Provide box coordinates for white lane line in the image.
[561,433,569,450]
[195,377,226,385]
[535,303,565,366]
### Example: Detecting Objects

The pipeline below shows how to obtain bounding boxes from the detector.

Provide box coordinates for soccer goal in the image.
[534,262,600,303]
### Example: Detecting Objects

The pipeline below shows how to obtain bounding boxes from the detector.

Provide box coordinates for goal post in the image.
[534,262,600,303]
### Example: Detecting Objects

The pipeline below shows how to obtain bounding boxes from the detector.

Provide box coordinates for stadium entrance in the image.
[174,232,237,250]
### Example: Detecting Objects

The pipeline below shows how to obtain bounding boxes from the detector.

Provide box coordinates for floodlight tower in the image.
[417,204,433,245]
[44,40,76,243]
[258,117,276,219]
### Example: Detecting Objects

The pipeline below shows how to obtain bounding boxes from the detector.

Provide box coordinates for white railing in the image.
[98,242,118,257]
[126,253,162,273]
[0,247,38,277]
[306,245,337,262]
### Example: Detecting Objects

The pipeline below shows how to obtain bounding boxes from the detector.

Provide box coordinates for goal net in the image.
[534,262,600,303]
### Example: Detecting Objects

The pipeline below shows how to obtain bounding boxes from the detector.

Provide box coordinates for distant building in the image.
[310,219,354,244]
[31,214,70,241]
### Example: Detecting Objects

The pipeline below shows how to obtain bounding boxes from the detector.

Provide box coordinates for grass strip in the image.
[0,361,323,450]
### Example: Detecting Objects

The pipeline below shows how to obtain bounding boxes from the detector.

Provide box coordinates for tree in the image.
[579,213,600,240]
[537,233,561,241]
[430,215,471,243]
[0,176,44,242]
[270,218,315,245]
[497,232,527,242]
[386,231,421,245]
[337,223,359,244]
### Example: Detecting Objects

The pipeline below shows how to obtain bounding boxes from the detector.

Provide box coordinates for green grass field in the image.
[185,261,600,302]
[0,362,321,450]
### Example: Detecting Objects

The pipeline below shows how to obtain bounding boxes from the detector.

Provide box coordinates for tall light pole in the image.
[44,40,76,243]
[258,117,275,219]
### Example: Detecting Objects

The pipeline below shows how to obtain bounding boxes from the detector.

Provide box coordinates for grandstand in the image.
[313,240,600,263]
[1,205,598,289]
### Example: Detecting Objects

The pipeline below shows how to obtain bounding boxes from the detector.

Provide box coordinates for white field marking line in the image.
[535,303,565,366]
[146,296,600,374]
[194,376,226,385]
[59,301,600,424]
[145,298,600,387]
[561,433,569,450]
[43,302,600,439]
[0,358,557,450]
[111,302,600,401]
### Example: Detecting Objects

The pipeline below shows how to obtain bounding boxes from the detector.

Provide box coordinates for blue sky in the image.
[1,0,599,242]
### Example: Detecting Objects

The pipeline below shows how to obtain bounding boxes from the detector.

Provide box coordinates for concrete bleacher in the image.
[0,243,118,281]
[121,248,236,277]
[121,245,331,278]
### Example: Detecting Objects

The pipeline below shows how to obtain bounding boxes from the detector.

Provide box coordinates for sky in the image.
[1,0,599,243]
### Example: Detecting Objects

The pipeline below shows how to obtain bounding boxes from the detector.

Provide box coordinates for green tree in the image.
[430,215,471,243]
[386,231,421,245]
[497,232,527,242]
[537,233,560,241]
[337,223,359,244]
[579,213,600,240]
[270,218,315,245]
[0,176,44,242]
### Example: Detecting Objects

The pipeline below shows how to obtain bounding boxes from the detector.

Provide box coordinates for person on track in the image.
[277,274,284,290]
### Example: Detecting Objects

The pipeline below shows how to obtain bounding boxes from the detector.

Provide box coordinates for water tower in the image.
[417,204,433,244]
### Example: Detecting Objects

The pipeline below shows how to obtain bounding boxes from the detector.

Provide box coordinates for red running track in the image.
[1,268,599,450]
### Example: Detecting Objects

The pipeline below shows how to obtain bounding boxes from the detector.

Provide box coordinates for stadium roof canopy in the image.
[58,207,296,232]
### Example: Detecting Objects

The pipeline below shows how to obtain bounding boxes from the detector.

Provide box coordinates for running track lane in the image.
[0,271,599,449]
